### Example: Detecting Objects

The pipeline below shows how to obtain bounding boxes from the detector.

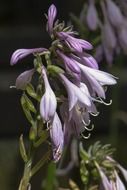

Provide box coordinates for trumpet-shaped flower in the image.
[106,0,123,28]
[60,74,91,111]
[10,48,47,65]
[86,0,98,30]
[71,52,99,69]
[15,69,35,90]
[77,62,117,98]
[40,68,57,122]
[50,112,64,162]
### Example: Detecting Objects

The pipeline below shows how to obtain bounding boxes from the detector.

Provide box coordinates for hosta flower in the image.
[57,32,93,52]
[57,50,81,74]
[50,112,64,162]
[77,61,116,98]
[106,0,123,28]
[100,1,117,65]
[115,171,126,190]
[86,0,98,30]
[71,52,99,69]
[15,69,35,90]
[60,73,91,111]
[40,67,57,122]
[10,48,47,65]
[97,166,112,190]
[118,21,127,54]
[47,4,57,34]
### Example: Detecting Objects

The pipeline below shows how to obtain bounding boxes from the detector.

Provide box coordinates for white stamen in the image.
[81,132,91,139]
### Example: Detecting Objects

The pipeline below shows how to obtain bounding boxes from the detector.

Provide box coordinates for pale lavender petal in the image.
[118,22,127,54]
[81,70,106,98]
[71,53,99,69]
[50,112,64,162]
[16,69,35,90]
[106,0,123,28]
[115,171,126,190]
[98,168,112,190]
[78,63,117,85]
[117,164,127,183]
[60,74,91,110]
[86,0,98,30]
[47,4,57,34]
[40,68,57,122]
[10,48,47,65]
[94,45,103,63]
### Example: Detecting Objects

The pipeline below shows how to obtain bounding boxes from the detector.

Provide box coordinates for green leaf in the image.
[20,95,34,125]
[47,65,64,75]
[19,134,28,163]
[24,94,37,113]
[34,130,49,147]
[29,126,37,141]
[79,142,89,161]
[26,84,38,100]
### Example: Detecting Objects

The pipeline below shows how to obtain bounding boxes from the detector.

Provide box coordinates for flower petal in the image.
[10,48,47,65]
[50,112,64,162]
[16,69,35,90]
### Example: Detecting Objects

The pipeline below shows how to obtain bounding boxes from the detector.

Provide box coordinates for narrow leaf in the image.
[19,134,28,162]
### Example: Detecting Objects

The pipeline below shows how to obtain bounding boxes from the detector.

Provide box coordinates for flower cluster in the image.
[10,4,116,162]
[79,0,127,65]
[80,142,127,190]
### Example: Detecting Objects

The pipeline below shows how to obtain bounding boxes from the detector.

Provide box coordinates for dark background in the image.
[0,0,127,189]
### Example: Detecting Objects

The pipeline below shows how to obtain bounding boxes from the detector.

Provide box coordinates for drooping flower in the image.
[100,1,117,65]
[57,32,93,52]
[15,69,35,90]
[105,0,123,28]
[71,52,99,69]
[86,0,98,31]
[57,50,81,74]
[97,166,112,190]
[114,171,126,190]
[60,73,91,111]
[47,4,57,35]
[118,21,127,54]
[40,67,57,122]
[50,112,64,162]
[10,48,47,65]
[75,61,117,98]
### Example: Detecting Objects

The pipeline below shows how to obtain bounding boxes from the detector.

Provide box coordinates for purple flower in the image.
[71,53,99,69]
[57,50,81,74]
[100,1,117,65]
[40,67,57,122]
[114,171,126,190]
[106,0,123,28]
[60,74,91,111]
[47,4,57,35]
[10,48,47,65]
[77,62,117,98]
[86,0,98,31]
[118,21,127,54]
[97,167,112,190]
[57,32,93,52]
[15,69,35,90]
[50,112,64,162]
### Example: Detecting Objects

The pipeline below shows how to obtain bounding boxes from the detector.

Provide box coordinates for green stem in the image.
[31,150,51,177]
[18,159,33,190]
